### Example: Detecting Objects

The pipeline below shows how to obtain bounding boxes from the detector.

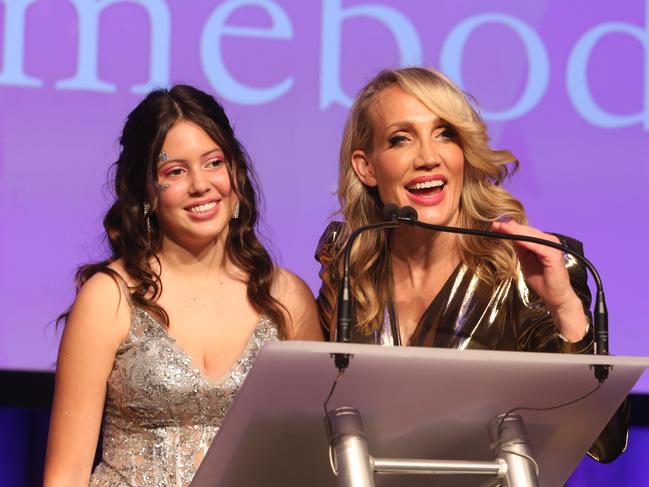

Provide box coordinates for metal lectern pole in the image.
[327,407,376,487]
[488,414,540,487]
[327,407,541,487]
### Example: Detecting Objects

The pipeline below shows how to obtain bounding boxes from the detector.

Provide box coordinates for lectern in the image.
[191,342,649,487]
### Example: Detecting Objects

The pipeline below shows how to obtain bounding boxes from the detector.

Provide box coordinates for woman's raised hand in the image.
[491,219,588,342]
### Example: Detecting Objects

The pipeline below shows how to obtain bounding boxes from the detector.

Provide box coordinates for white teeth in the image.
[189,201,217,213]
[408,180,444,190]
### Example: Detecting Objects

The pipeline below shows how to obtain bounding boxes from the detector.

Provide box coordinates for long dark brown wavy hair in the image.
[58,85,288,335]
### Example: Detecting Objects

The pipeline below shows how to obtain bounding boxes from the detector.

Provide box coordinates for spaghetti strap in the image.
[100,267,134,310]
[116,277,134,309]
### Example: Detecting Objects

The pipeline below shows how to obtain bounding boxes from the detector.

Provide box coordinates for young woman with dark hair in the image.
[44,85,322,486]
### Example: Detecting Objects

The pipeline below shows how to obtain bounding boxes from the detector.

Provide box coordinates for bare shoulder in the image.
[272,267,313,301]
[107,258,136,287]
[272,267,323,341]
[45,264,132,483]
[77,262,128,314]
[65,265,131,348]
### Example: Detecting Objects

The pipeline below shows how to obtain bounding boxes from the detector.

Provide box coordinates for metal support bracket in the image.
[327,407,540,487]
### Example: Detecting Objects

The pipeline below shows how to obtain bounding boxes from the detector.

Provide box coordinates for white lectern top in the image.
[191,342,649,487]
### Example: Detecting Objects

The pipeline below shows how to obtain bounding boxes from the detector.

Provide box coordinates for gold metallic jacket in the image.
[315,222,629,463]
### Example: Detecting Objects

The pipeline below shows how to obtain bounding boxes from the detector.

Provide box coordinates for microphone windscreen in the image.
[400,206,418,221]
[382,203,400,221]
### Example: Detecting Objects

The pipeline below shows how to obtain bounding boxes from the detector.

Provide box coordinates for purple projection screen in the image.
[1,0,648,390]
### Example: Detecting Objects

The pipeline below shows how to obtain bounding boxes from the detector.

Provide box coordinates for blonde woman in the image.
[316,67,627,462]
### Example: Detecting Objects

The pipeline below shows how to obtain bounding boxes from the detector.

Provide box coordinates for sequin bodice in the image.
[89,308,279,487]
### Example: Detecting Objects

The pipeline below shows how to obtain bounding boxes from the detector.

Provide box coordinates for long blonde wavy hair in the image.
[335,67,527,335]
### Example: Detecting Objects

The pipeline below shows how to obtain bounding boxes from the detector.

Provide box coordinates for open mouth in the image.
[406,179,445,197]
[187,201,217,214]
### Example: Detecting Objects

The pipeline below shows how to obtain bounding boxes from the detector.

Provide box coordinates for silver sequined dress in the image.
[89,308,279,487]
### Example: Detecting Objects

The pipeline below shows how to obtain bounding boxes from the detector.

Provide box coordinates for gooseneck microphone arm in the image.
[334,204,400,370]
[397,206,610,382]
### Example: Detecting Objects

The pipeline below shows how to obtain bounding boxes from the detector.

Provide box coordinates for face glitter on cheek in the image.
[157,183,172,192]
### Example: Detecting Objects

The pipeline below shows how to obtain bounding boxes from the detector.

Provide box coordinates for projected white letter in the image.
[440,13,549,121]
[201,0,293,105]
[320,0,422,110]
[56,0,170,94]
[0,0,43,87]
[567,1,649,129]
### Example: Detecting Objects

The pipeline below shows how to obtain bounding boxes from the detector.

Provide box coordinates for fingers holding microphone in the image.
[491,219,588,342]
[491,219,563,272]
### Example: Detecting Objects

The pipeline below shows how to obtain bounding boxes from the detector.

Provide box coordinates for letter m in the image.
[57,0,171,93]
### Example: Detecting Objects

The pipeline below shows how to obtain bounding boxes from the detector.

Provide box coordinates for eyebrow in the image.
[384,120,416,132]
[203,147,224,157]
[383,117,447,134]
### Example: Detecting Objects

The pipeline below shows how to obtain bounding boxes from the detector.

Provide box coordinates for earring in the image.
[143,202,151,232]
[232,201,240,220]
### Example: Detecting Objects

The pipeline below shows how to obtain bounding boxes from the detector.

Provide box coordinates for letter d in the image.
[567,1,649,129]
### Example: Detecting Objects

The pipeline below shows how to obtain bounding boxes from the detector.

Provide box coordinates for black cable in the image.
[396,216,604,293]
[494,379,604,473]
[323,368,346,438]
[397,211,611,382]
[497,379,603,437]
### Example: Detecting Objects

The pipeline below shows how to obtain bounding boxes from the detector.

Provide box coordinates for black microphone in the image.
[397,205,610,382]
[334,204,400,370]
[382,203,400,222]
[399,205,418,222]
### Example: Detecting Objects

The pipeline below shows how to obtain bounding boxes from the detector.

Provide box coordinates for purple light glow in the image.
[0,0,647,391]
